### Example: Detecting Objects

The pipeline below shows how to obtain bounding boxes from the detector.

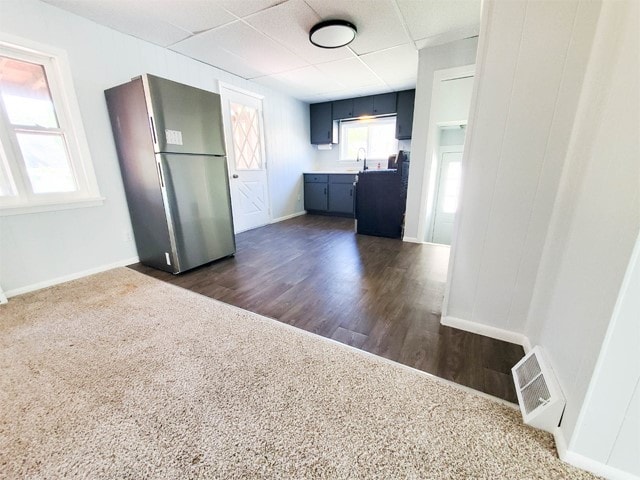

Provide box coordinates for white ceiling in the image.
[44,0,481,102]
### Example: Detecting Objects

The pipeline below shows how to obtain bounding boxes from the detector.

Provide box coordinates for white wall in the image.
[442,0,639,476]
[0,0,315,295]
[524,0,639,448]
[443,0,601,339]
[568,233,640,477]
[402,37,478,242]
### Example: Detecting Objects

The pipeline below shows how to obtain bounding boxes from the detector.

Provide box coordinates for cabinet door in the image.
[304,182,328,211]
[353,96,374,117]
[372,93,397,115]
[395,89,415,139]
[328,182,354,214]
[332,99,353,119]
[310,102,334,144]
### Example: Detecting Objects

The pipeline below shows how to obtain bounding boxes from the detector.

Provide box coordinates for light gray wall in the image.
[524,0,639,447]
[0,0,315,295]
[444,0,601,336]
[402,37,478,241]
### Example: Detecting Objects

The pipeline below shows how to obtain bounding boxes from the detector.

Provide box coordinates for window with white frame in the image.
[0,38,100,214]
[339,116,398,162]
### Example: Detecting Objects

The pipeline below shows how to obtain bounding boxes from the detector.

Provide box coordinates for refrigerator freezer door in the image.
[160,154,236,273]
[145,74,226,156]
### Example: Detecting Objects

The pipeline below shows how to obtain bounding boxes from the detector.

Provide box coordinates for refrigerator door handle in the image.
[157,161,165,188]
[149,116,157,145]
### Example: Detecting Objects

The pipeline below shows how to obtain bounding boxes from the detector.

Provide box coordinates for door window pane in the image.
[230,102,262,170]
[0,56,58,128]
[16,133,76,193]
[441,161,462,213]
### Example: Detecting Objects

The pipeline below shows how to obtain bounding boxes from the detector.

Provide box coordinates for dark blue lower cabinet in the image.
[304,182,328,211]
[304,174,355,217]
[328,183,354,214]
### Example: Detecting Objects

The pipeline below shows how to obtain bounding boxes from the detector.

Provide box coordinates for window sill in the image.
[0,197,106,216]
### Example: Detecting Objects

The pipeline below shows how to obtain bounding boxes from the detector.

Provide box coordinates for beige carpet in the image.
[0,268,594,479]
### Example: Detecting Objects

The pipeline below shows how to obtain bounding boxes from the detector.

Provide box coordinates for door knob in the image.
[232,174,239,178]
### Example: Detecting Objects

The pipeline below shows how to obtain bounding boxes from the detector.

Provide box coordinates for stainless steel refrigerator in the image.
[105,74,235,274]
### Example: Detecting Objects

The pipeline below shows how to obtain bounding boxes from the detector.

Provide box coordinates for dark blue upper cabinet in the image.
[395,89,415,140]
[353,96,374,117]
[310,102,336,144]
[332,99,354,120]
[373,93,397,116]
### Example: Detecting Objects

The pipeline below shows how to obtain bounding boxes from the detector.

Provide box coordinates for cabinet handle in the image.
[350,188,353,197]
[324,187,327,195]
[327,131,330,139]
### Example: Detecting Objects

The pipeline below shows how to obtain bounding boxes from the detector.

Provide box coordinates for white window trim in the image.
[339,116,398,162]
[0,33,103,216]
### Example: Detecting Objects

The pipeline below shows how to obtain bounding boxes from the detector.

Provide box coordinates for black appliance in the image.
[355,151,410,238]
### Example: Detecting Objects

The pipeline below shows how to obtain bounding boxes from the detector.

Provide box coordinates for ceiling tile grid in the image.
[44,0,481,102]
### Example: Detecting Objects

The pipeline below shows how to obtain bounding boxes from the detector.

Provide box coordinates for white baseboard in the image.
[522,336,533,354]
[441,315,529,346]
[554,428,638,480]
[271,210,306,224]
[403,236,423,243]
[3,256,140,299]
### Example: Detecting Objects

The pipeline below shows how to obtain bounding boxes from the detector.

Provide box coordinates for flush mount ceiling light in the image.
[309,20,357,49]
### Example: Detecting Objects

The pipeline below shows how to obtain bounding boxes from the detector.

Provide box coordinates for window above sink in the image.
[339,116,398,162]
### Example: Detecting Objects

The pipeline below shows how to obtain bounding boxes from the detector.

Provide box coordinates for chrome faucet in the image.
[357,147,368,170]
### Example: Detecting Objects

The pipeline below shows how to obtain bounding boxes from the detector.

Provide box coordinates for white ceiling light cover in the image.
[309,20,357,49]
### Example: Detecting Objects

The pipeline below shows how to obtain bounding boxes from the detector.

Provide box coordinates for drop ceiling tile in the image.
[245,0,355,64]
[173,21,308,77]
[216,0,285,18]
[315,58,383,90]
[253,66,344,99]
[45,0,192,46]
[396,0,481,42]
[171,36,265,79]
[414,24,480,49]
[304,0,410,55]
[360,43,418,87]
[147,1,236,34]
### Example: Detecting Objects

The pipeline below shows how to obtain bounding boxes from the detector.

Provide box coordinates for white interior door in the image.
[431,148,463,245]
[220,86,270,233]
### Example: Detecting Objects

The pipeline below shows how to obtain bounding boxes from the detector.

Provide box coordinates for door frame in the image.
[413,64,475,244]
[430,143,465,244]
[218,82,272,233]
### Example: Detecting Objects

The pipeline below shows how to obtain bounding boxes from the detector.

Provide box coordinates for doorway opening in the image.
[418,65,475,247]
[430,125,466,245]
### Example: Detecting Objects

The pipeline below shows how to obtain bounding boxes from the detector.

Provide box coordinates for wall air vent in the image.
[512,346,566,433]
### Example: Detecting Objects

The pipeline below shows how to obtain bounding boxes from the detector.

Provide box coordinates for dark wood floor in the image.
[130,214,524,403]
